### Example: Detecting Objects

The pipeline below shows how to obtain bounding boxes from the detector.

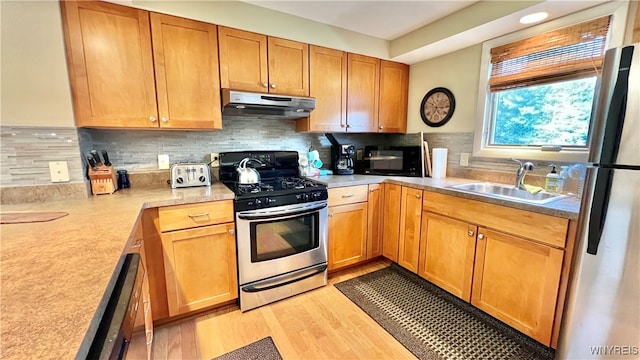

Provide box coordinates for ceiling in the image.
[241,0,612,64]
[242,1,478,40]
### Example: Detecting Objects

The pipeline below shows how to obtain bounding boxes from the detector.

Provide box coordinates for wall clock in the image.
[420,87,455,127]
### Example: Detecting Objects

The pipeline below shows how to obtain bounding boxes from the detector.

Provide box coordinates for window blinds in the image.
[489,16,611,91]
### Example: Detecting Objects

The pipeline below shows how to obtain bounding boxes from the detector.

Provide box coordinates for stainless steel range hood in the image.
[221,89,315,119]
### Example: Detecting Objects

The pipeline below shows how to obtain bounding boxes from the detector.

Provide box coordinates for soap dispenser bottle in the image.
[557,166,570,194]
[545,165,559,193]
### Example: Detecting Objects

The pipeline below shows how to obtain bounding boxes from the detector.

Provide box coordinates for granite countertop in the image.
[311,174,581,220]
[0,182,234,360]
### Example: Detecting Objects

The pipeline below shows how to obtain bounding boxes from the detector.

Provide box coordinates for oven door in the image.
[235,200,328,285]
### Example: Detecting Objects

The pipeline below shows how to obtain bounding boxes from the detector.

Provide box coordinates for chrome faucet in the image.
[511,158,534,190]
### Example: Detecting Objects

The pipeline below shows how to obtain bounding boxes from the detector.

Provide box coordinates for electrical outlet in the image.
[49,161,70,182]
[460,153,470,167]
[158,154,170,169]
[210,153,220,167]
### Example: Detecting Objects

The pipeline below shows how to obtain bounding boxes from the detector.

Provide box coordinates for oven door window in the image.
[250,212,319,262]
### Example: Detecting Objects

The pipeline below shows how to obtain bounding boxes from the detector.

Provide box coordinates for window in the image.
[473,3,628,162]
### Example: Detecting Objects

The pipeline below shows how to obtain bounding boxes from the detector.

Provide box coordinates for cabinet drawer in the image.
[423,192,568,248]
[158,200,234,232]
[328,185,368,206]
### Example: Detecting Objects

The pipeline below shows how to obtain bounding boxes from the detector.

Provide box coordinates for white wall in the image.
[407,44,481,134]
[0,1,75,127]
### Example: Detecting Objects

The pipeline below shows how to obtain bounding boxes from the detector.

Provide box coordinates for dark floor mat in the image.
[334,263,554,360]
[212,336,283,360]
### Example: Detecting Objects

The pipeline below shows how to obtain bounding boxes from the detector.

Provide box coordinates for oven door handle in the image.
[237,201,327,220]
[241,264,328,293]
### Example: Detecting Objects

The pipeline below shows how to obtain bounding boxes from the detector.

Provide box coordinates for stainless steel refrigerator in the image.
[557,43,640,359]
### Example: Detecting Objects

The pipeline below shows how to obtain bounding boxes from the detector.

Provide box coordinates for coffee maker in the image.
[325,133,355,175]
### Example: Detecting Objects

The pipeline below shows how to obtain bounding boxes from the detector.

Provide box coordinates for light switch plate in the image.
[158,154,170,170]
[49,161,70,182]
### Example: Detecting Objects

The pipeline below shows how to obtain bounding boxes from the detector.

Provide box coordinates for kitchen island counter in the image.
[0,182,234,360]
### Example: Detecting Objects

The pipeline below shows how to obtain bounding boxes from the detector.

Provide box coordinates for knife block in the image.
[89,165,118,195]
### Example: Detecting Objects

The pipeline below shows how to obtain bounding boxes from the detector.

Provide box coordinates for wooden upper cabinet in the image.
[297,45,347,132]
[347,53,380,132]
[61,1,157,128]
[378,60,409,133]
[218,27,268,93]
[218,28,308,96]
[150,14,222,129]
[268,37,309,96]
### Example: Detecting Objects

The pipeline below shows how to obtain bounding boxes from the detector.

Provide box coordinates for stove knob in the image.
[254,198,263,206]
[199,176,206,182]
[312,192,320,200]
[268,198,276,204]
[303,193,310,201]
[176,177,184,184]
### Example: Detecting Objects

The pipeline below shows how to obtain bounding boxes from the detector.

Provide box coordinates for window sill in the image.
[472,146,589,163]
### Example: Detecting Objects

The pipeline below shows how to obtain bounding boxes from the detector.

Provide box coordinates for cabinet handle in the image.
[415,194,421,199]
[477,233,485,239]
[342,194,354,198]
[346,124,352,128]
[262,82,269,88]
[228,229,235,235]
[188,212,210,218]
[161,116,169,123]
[270,83,276,89]
[379,126,383,129]
[340,124,346,128]
[370,188,378,192]
[328,213,333,217]
[130,240,143,249]
[467,230,474,237]
[146,329,153,345]
[149,116,157,123]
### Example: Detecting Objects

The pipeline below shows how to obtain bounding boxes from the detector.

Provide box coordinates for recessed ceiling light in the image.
[520,12,549,24]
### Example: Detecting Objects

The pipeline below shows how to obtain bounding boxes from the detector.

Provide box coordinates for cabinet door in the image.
[382,183,402,261]
[472,228,563,345]
[268,37,309,96]
[367,184,384,259]
[378,60,409,133]
[398,187,422,272]
[418,213,476,301]
[151,14,222,130]
[328,203,368,271]
[218,27,268,93]
[347,53,380,132]
[161,223,238,316]
[61,1,157,128]
[300,45,347,132]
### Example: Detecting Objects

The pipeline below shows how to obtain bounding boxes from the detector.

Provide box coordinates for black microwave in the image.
[356,145,422,177]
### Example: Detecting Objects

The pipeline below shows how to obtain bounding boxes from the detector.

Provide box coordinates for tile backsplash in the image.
[0,126,85,186]
[0,121,560,191]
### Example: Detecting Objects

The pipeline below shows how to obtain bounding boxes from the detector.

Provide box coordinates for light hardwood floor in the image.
[127,259,416,359]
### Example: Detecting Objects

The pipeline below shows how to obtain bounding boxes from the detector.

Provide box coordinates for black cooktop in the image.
[218,151,328,211]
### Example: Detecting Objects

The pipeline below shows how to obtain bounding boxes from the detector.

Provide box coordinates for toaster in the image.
[170,163,211,189]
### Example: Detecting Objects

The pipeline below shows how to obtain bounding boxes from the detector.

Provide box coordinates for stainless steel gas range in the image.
[219,151,329,311]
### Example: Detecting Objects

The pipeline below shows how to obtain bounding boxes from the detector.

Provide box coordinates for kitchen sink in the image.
[448,182,569,204]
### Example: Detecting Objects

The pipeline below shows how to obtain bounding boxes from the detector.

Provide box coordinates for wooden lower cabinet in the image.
[161,222,238,316]
[471,227,564,345]
[382,184,402,261]
[397,187,422,272]
[367,184,384,259]
[418,212,476,301]
[328,202,368,270]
